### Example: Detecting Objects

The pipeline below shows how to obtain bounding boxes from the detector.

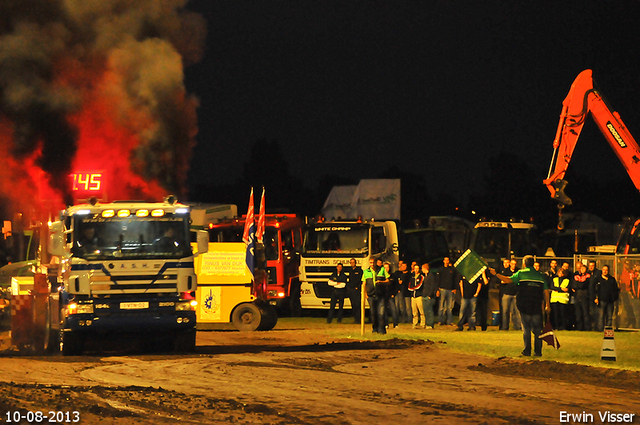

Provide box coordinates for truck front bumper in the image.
[64,310,196,333]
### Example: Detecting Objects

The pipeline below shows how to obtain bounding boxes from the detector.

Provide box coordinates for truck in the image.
[299,218,400,309]
[543,69,640,254]
[207,214,304,315]
[9,197,209,355]
[469,220,539,268]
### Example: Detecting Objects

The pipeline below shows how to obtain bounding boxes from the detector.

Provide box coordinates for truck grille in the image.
[89,274,178,294]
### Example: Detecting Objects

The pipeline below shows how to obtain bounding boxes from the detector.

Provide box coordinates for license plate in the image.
[120,302,149,310]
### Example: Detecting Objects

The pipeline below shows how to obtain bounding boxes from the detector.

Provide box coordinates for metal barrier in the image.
[513,254,640,329]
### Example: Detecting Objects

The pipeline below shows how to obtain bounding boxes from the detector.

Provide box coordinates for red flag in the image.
[242,188,254,243]
[242,188,255,278]
[256,188,265,244]
[539,319,561,349]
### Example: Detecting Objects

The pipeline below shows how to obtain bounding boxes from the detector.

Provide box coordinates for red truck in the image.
[208,214,304,315]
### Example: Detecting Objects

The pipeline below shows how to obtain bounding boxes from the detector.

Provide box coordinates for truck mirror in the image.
[48,221,70,258]
[196,230,209,255]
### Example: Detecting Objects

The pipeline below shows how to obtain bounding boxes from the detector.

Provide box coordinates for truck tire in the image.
[173,329,196,353]
[60,331,83,356]
[231,303,262,332]
[257,304,278,331]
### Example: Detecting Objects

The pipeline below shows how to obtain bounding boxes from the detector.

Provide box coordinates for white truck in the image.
[299,219,399,309]
[10,197,208,355]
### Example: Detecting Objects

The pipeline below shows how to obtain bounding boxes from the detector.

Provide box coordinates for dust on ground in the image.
[0,324,638,425]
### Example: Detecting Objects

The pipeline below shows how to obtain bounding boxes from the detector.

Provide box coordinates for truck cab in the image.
[470,220,538,268]
[299,219,399,309]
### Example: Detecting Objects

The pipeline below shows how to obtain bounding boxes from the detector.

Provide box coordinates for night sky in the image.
[183,1,640,218]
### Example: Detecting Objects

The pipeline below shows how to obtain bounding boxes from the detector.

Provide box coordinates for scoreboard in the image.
[70,172,107,202]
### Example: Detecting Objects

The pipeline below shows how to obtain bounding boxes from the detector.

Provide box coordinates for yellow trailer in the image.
[194,242,277,331]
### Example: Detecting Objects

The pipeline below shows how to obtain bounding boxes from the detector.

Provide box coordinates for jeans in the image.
[501,294,521,330]
[438,289,455,325]
[404,297,413,323]
[574,290,591,331]
[476,297,488,330]
[551,302,569,330]
[600,301,615,330]
[386,296,399,327]
[411,296,425,327]
[368,297,385,334]
[458,297,477,330]
[422,296,436,327]
[327,288,346,323]
[348,288,361,324]
[520,313,543,356]
[395,291,410,323]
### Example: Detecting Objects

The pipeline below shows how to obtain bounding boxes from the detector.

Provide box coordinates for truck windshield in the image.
[402,229,450,264]
[302,225,368,254]
[71,214,191,260]
[473,228,510,258]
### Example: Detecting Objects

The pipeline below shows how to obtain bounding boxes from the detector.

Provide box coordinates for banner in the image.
[321,185,357,220]
[321,179,401,220]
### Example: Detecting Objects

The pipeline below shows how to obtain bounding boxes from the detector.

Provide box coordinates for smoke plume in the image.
[0,0,205,216]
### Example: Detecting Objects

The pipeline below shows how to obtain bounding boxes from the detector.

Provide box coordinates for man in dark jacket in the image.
[500,259,521,330]
[327,263,348,324]
[437,257,462,325]
[572,263,592,331]
[346,258,363,324]
[594,265,620,331]
[493,255,550,357]
[421,263,439,329]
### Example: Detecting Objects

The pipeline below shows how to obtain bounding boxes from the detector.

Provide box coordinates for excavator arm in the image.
[544,69,640,211]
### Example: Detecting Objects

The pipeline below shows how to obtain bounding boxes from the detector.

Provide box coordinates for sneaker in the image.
[520,350,531,357]
[533,352,542,357]
[454,327,463,331]
[424,326,433,330]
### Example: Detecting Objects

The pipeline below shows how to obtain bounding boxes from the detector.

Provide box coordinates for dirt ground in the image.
[0,322,639,425]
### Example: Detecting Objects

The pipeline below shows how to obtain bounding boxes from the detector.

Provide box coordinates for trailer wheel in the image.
[257,304,278,331]
[231,303,262,332]
[60,331,83,356]
[173,329,196,353]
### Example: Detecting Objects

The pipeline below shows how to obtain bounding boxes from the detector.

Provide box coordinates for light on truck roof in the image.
[136,209,149,217]
[175,208,188,214]
[102,210,115,218]
[151,209,165,217]
[76,209,91,216]
[117,209,131,218]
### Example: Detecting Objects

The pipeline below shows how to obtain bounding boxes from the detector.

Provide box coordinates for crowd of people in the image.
[324,254,625,354]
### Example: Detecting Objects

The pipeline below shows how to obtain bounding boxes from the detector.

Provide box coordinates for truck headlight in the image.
[175,300,197,311]
[68,303,93,314]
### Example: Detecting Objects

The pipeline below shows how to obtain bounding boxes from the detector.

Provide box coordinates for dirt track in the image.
[0,324,639,425]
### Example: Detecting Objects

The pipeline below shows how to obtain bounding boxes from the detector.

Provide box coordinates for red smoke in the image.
[0,1,205,219]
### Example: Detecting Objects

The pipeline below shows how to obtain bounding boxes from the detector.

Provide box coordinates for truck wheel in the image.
[257,304,278,331]
[173,329,196,353]
[60,331,83,356]
[231,303,262,332]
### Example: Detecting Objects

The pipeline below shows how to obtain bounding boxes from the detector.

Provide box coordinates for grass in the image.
[276,317,640,371]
